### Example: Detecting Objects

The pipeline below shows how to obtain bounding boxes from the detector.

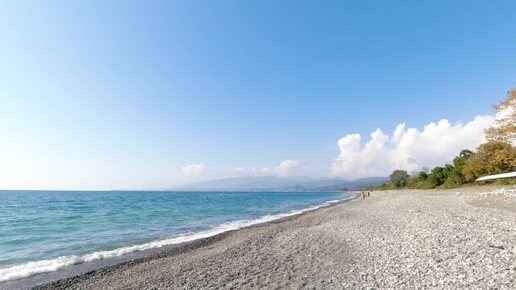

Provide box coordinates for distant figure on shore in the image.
[361,191,366,199]
[367,191,370,197]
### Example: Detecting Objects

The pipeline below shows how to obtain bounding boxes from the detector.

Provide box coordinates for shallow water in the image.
[0,190,349,281]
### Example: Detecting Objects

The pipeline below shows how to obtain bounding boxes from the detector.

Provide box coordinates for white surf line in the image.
[0,195,351,282]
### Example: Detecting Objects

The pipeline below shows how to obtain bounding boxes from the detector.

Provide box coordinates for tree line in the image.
[372,88,516,190]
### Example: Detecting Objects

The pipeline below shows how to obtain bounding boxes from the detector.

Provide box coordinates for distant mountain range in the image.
[172,176,389,192]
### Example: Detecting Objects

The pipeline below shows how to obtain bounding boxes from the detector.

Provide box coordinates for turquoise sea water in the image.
[0,190,349,281]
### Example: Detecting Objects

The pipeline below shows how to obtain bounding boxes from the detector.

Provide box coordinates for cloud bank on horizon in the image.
[182,114,496,182]
[181,163,205,176]
[331,115,495,178]
[183,159,301,181]
[273,160,299,177]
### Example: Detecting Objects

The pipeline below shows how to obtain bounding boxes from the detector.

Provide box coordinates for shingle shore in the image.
[32,187,515,289]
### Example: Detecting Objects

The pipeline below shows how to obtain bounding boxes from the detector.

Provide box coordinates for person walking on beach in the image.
[361,191,366,200]
[367,191,370,197]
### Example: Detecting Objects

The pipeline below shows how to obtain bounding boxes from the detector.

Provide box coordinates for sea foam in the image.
[0,198,345,282]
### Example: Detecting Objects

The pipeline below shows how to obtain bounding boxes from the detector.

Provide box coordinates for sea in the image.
[0,190,350,282]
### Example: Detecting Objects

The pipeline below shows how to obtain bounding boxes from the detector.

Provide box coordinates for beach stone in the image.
[26,187,516,290]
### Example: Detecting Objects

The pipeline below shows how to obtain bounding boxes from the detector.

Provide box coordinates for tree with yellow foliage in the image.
[463,89,516,181]
[485,88,516,144]
[463,141,516,182]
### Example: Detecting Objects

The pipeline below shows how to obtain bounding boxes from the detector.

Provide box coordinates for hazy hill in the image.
[173,176,388,192]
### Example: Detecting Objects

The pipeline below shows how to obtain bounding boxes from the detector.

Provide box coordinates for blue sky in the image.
[1,1,515,189]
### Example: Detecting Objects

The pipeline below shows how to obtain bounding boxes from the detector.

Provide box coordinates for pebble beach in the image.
[13,186,516,289]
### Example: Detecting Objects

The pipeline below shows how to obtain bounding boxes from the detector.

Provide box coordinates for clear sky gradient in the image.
[1,1,515,189]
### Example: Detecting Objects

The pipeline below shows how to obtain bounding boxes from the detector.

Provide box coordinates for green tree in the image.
[406,176,418,188]
[427,166,446,187]
[417,167,429,181]
[443,164,454,179]
[445,168,463,186]
[453,150,473,169]
[389,170,410,188]
[445,149,473,185]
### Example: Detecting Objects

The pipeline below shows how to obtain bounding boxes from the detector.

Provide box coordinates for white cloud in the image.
[273,160,299,177]
[228,167,246,174]
[331,115,495,178]
[223,161,299,178]
[226,166,272,176]
[224,167,267,177]
[181,163,205,176]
